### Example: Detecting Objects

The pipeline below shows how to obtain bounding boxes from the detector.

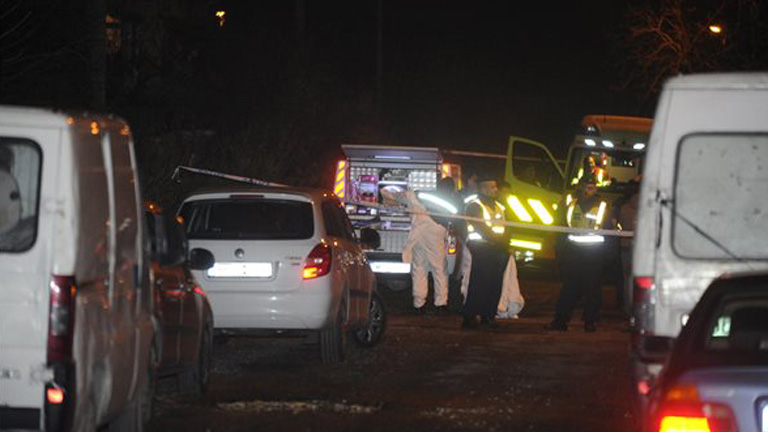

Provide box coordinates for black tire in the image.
[179,324,213,397]
[353,291,387,347]
[320,307,346,364]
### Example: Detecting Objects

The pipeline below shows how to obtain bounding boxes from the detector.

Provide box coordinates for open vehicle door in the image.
[503,136,565,260]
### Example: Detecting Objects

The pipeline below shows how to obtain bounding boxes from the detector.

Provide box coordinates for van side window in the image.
[0,138,41,252]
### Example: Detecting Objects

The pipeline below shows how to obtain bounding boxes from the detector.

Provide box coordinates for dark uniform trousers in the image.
[554,242,605,325]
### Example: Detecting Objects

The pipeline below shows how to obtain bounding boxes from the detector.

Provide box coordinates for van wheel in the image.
[179,323,213,397]
[320,307,346,364]
[352,291,387,348]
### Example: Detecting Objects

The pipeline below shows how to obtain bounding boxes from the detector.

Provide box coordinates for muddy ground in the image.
[149,271,637,432]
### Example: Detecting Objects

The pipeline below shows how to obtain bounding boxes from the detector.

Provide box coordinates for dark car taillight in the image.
[47,276,76,363]
[653,384,737,432]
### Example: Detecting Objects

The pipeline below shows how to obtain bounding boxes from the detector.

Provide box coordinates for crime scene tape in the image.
[172,165,289,188]
[346,200,633,238]
[169,165,631,238]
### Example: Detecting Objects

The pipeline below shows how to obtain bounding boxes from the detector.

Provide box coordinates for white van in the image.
[0,106,155,431]
[631,74,768,393]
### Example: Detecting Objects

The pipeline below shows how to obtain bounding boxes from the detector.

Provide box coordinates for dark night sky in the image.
[286,1,655,157]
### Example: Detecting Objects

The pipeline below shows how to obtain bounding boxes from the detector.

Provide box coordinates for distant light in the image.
[709,24,723,34]
[215,10,226,27]
[585,139,597,147]
[602,140,614,148]
[633,143,646,150]
[90,121,100,135]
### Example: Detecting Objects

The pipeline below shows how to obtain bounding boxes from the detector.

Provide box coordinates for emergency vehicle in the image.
[563,115,652,202]
[500,116,653,261]
[334,145,460,286]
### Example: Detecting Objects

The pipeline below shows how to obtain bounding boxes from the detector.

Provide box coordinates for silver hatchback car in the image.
[178,186,385,363]
[645,273,768,432]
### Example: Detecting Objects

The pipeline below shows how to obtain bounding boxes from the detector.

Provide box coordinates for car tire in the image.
[352,291,387,348]
[179,323,213,398]
[320,307,346,364]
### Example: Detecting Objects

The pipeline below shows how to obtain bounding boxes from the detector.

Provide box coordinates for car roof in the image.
[181,185,337,203]
[665,72,768,90]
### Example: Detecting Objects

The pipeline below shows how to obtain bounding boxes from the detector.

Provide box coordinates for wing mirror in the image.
[189,248,215,271]
[359,227,381,250]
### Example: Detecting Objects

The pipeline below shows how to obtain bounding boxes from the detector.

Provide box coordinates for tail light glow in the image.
[634,276,655,304]
[46,387,65,404]
[48,276,77,363]
[303,243,332,280]
[654,385,737,432]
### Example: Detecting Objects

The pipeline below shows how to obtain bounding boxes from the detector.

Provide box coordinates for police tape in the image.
[346,200,633,238]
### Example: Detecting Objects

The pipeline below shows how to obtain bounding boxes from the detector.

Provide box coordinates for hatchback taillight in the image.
[47,276,76,363]
[303,243,332,280]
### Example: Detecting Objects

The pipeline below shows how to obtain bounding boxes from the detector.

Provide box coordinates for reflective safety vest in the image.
[466,197,506,241]
[565,198,608,244]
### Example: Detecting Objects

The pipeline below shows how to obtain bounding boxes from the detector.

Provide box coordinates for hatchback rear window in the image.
[182,199,314,240]
[0,139,41,252]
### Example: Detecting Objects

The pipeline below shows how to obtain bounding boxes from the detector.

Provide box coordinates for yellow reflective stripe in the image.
[509,239,542,250]
[334,160,347,198]
[566,194,572,205]
[528,199,554,225]
[566,204,575,226]
[507,195,533,222]
[595,201,607,228]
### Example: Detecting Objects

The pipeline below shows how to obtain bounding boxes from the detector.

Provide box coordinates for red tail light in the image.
[47,276,76,363]
[303,243,332,280]
[654,385,737,432]
[634,276,654,304]
[46,387,65,405]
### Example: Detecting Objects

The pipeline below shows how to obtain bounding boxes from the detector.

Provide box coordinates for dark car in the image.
[146,205,214,396]
[644,273,768,432]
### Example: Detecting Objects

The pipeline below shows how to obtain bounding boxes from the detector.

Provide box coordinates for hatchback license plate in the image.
[207,262,273,278]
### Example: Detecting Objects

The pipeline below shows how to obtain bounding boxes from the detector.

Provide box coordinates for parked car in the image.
[145,204,214,397]
[178,186,386,363]
[631,73,768,407]
[644,273,768,432]
[0,106,154,431]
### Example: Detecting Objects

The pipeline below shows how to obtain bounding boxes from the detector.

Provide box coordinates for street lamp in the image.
[708,24,723,34]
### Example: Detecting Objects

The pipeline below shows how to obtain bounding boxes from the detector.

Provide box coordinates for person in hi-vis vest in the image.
[462,176,508,329]
[546,178,611,333]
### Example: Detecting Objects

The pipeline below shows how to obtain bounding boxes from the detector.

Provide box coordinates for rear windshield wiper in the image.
[660,198,745,263]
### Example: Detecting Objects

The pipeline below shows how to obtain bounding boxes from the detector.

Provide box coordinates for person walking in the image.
[546,178,611,332]
[462,176,508,329]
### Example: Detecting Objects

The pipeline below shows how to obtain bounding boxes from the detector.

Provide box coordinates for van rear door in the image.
[0,129,55,427]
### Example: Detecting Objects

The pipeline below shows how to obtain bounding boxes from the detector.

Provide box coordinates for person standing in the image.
[546,179,611,332]
[381,178,457,314]
[462,176,508,329]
